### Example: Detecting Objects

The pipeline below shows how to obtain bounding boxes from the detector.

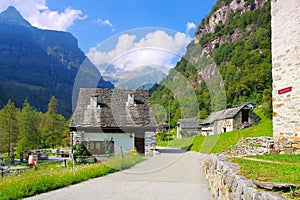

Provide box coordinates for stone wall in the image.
[222,136,300,156]
[272,0,300,150]
[221,137,275,156]
[203,154,285,200]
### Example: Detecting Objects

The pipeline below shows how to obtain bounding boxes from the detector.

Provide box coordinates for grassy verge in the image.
[230,155,300,184]
[247,154,300,164]
[230,154,300,199]
[156,137,194,150]
[0,154,144,200]
[190,107,272,153]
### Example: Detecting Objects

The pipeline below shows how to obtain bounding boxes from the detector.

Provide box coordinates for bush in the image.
[72,142,97,164]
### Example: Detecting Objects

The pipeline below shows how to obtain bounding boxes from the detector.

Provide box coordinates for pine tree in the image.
[17,100,41,152]
[0,100,19,155]
[40,96,65,148]
[61,118,71,147]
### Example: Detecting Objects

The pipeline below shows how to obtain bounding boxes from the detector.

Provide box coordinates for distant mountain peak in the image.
[0,6,31,27]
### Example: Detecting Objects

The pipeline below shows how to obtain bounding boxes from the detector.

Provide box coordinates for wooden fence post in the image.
[120,146,124,160]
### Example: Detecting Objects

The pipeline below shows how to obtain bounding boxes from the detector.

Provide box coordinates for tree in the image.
[0,100,19,155]
[39,96,65,148]
[61,118,71,147]
[17,100,41,152]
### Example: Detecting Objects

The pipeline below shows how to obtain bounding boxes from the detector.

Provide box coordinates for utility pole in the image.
[168,101,170,142]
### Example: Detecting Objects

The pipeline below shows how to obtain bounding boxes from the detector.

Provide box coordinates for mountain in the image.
[101,65,166,89]
[0,6,114,117]
[150,0,272,126]
[0,6,31,27]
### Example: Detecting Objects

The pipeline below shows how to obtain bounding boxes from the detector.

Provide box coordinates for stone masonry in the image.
[203,154,285,200]
[272,0,300,152]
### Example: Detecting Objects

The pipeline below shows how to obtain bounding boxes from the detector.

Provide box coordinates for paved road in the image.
[25,148,211,200]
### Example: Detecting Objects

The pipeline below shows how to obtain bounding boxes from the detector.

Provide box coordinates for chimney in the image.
[88,96,99,109]
[126,94,135,106]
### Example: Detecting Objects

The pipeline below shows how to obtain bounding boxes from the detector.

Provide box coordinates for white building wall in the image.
[272,0,300,148]
[84,133,134,155]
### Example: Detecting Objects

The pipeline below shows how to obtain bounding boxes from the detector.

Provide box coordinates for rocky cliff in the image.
[150,0,272,125]
[195,0,268,58]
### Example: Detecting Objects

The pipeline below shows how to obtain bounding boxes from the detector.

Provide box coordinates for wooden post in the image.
[120,146,124,160]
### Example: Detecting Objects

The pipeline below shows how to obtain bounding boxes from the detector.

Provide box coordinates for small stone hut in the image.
[200,103,258,135]
[177,118,202,139]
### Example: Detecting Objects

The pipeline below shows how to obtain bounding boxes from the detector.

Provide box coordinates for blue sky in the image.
[0,0,216,53]
[63,0,217,52]
[0,0,217,88]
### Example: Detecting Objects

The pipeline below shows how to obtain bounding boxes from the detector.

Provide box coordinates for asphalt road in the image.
[25,148,211,200]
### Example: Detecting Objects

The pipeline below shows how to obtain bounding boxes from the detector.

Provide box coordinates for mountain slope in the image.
[150,0,272,126]
[0,6,113,117]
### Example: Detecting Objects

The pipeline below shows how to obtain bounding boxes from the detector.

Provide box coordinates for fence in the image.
[0,166,27,177]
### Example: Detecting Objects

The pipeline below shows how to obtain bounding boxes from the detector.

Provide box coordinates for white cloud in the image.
[186,22,196,33]
[94,18,115,32]
[0,0,86,31]
[87,30,191,79]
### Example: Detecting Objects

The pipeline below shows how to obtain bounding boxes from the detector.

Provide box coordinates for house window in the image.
[242,110,249,123]
[83,140,114,155]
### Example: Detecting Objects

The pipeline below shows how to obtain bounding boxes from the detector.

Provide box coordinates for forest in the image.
[0,97,69,155]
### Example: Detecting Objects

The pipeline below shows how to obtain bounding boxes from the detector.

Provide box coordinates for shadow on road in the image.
[156,147,186,154]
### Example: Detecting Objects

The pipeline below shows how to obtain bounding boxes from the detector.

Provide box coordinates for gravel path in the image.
[25,148,211,200]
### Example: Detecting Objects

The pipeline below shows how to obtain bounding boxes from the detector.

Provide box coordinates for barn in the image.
[200,103,258,135]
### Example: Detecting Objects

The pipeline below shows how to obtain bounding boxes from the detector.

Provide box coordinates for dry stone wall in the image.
[221,137,275,156]
[203,154,286,200]
[222,136,300,156]
[272,0,300,151]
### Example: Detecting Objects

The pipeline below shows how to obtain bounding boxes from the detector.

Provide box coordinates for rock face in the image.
[194,0,268,54]
[271,0,300,151]
[254,181,297,191]
[203,154,286,200]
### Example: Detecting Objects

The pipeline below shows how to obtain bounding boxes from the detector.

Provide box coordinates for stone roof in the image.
[201,103,252,125]
[178,118,202,128]
[70,88,157,129]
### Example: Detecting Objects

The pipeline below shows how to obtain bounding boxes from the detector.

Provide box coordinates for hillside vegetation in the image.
[157,107,272,153]
[150,0,272,126]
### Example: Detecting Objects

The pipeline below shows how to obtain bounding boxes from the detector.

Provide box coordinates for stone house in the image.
[200,103,258,135]
[69,88,157,156]
[176,118,202,139]
[271,0,300,153]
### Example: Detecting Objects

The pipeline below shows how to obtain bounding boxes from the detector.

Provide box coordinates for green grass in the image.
[0,154,144,200]
[248,154,300,164]
[189,107,272,153]
[230,155,300,184]
[230,154,300,200]
[156,137,195,150]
